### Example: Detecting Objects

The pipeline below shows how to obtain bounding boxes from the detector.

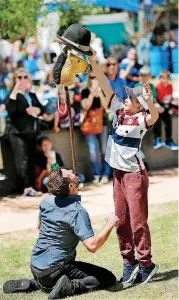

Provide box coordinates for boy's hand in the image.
[142,82,152,102]
[89,47,97,60]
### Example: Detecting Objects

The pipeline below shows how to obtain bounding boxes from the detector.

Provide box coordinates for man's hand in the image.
[26,106,41,116]
[142,83,152,102]
[128,59,135,68]
[83,214,120,253]
[106,214,120,228]
[0,104,5,113]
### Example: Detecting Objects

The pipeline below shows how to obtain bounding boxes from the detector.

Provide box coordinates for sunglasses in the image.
[106,63,117,67]
[89,76,96,79]
[17,75,28,80]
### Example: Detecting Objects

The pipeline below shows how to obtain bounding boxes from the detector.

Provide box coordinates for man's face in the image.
[41,140,52,153]
[61,169,79,194]
[123,96,143,114]
[106,58,118,76]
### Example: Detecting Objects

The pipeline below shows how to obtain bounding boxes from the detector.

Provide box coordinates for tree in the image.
[0,0,42,39]
[0,0,105,40]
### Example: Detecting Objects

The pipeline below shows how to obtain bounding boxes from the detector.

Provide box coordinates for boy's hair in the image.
[160,70,170,78]
[47,167,70,197]
[38,136,51,146]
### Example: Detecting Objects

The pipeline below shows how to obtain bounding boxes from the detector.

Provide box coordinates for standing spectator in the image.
[120,48,142,88]
[34,136,64,192]
[5,68,45,195]
[135,66,157,101]
[81,72,111,185]
[154,70,178,150]
[54,86,75,132]
[105,57,127,99]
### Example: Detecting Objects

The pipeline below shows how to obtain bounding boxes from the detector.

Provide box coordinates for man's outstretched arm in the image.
[83,215,119,253]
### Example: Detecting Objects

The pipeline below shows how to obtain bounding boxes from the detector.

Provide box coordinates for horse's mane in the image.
[53,51,68,85]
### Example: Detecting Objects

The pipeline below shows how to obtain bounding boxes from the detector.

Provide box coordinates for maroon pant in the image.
[113,169,152,267]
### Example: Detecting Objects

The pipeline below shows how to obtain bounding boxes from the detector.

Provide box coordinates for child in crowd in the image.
[34,136,85,192]
[34,136,64,192]
[89,47,159,283]
[154,70,178,150]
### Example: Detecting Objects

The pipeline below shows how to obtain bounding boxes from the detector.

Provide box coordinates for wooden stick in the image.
[64,86,77,174]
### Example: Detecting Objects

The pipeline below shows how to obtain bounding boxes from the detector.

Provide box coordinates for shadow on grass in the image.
[152,269,178,282]
[107,270,178,293]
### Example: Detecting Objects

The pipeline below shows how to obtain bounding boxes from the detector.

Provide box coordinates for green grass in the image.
[0,201,178,300]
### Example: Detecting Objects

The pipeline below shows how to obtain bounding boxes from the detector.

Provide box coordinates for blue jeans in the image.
[84,126,111,177]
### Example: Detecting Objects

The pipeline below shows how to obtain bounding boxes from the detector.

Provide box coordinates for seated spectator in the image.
[154,70,178,150]
[120,48,142,87]
[135,66,157,101]
[34,136,64,192]
[5,68,45,195]
[105,57,127,99]
[81,71,111,185]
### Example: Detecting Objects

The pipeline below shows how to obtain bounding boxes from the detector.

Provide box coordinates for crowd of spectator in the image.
[0,35,178,195]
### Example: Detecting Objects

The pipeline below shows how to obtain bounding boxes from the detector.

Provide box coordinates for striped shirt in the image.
[105,94,150,172]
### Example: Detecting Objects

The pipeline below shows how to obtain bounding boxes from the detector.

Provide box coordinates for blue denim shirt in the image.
[31,194,94,270]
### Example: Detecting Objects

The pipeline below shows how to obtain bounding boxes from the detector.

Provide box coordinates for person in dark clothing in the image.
[3,167,118,299]
[34,136,64,192]
[5,68,45,195]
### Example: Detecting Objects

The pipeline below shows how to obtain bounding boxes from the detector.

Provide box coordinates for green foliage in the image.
[0,0,42,39]
[0,0,105,40]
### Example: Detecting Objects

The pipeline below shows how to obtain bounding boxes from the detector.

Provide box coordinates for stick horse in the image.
[53,24,92,174]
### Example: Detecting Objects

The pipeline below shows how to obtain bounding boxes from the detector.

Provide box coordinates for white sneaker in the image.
[0,172,6,180]
[92,176,100,185]
[100,176,109,185]
[78,183,84,191]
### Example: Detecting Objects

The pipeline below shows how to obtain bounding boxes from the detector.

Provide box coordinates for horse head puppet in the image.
[53,23,92,86]
[53,47,91,86]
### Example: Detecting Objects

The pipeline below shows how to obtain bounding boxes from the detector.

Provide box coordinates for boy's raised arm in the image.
[143,83,159,126]
[88,48,114,104]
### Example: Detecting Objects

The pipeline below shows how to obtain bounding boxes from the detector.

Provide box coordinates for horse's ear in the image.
[53,51,68,85]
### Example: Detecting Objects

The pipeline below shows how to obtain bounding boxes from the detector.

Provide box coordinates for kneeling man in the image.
[3,167,119,299]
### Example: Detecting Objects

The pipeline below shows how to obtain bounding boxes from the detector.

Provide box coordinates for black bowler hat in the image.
[57,23,93,56]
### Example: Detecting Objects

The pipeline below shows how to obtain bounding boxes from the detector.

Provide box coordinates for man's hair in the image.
[160,70,170,78]
[47,167,70,197]
[106,57,118,64]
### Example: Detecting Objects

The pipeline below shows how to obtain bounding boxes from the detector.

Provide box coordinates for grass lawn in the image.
[0,201,178,300]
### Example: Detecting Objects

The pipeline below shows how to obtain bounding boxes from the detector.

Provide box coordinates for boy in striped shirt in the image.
[89,48,159,284]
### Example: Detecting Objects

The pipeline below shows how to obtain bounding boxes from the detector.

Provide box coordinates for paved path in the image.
[0,168,178,235]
